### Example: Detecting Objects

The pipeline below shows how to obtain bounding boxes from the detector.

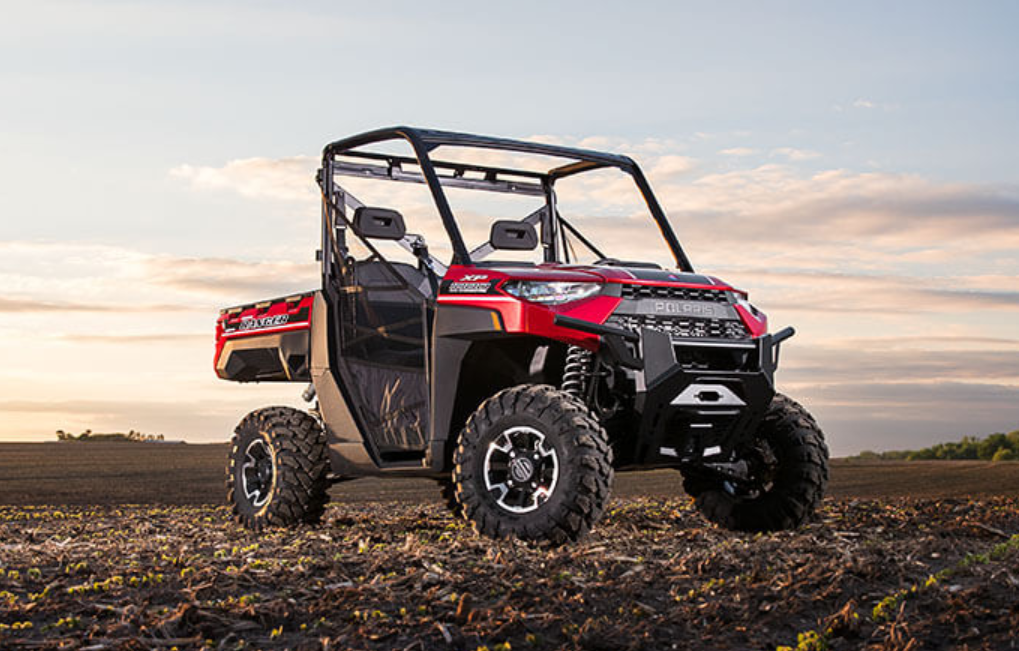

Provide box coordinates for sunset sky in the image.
[2,1,1018,455]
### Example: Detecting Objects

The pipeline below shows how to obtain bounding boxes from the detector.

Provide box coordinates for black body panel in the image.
[632,329,775,466]
[216,331,310,382]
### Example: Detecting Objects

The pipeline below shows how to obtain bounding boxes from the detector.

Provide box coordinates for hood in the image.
[445,263,734,290]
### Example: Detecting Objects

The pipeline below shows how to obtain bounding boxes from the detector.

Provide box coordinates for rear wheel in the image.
[452,385,613,545]
[227,406,329,530]
[685,394,828,532]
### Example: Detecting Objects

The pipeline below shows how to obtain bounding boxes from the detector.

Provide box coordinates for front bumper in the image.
[551,314,793,467]
[630,328,791,465]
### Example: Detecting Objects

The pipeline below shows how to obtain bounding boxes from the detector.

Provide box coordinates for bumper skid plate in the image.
[633,328,784,465]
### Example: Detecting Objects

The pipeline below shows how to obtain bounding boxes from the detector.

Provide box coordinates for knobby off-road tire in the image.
[437,391,596,518]
[437,479,463,519]
[452,384,613,546]
[227,406,329,531]
[689,393,829,532]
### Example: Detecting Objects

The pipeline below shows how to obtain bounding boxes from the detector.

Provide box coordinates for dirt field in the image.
[2,443,1018,506]
[1,498,1017,650]
[1,444,1018,649]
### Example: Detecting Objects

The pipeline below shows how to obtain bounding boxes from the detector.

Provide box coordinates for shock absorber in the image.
[561,345,593,399]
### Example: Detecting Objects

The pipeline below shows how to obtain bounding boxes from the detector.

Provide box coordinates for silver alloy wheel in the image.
[241,438,274,508]
[483,426,559,514]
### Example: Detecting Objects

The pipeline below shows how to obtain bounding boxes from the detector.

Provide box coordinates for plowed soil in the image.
[2,443,1018,505]
[2,497,1018,650]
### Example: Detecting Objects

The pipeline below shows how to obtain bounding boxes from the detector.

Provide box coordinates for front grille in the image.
[675,347,756,371]
[607,314,749,341]
[620,284,730,302]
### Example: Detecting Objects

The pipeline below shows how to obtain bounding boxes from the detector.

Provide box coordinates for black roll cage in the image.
[316,126,694,289]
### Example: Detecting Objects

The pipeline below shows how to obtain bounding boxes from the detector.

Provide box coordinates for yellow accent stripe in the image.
[490,312,502,330]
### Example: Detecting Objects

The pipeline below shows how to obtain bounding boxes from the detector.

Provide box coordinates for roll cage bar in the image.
[316,126,694,288]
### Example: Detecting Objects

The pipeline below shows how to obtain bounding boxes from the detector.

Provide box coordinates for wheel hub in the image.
[241,438,275,508]
[483,426,559,514]
[724,438,780,499]
[508,457,535,482]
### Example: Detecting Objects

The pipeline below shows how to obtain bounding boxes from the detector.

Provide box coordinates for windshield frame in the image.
[319,126,694,273]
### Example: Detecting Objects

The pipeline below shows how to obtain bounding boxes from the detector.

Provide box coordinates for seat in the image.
[354,261,435,300]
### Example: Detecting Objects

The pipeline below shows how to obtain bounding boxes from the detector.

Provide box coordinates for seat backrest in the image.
[354,260,434,300]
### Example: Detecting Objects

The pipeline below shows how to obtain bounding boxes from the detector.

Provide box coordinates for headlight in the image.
[736,297,763,319]
[502,281,601,305]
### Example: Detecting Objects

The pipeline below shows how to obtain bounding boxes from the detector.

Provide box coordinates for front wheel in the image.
[685,393,829,532]
[452,385,613,546]
[226,406,329,531]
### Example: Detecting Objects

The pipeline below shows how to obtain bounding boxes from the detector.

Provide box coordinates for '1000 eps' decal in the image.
[440,275,498,295]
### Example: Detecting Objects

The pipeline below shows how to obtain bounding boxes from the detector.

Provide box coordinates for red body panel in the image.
[214,293,315,376]
[734,303,768,338]
[437,263,761,350]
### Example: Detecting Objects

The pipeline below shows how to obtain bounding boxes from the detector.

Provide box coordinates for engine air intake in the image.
[607,314,750,341]
[620,284,730,303]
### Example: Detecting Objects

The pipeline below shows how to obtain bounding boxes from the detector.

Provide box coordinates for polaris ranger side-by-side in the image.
[215,127,828,545]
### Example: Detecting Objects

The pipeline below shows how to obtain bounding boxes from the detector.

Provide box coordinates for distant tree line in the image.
[55,429,165,442]
[853,429,1019,462]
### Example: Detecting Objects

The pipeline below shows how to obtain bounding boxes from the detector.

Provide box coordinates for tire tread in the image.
[226,406,329,531]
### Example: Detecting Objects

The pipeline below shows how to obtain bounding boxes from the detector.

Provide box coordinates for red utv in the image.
[214,127,828,545]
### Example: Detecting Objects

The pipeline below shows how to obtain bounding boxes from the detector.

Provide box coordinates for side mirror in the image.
[490,220,538,251]
[353,207,406,240]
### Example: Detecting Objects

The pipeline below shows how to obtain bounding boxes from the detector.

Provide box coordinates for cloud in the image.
[0,242,319,315]
[655,166,1019,254]
[171,141,1019,265]
[0,297,189,313]
[778,366,1019,452]
[146,256,318,298]
[57,333,208,344]
[719,147,757,157]
[803,380,1019,415]
[853,98,876,109]
[783,345,1019,385]
[170,155,319,202]
[649,155,697,179]
[0,297,118,313]
[711,269,1019,314]
[827,335,1019,350]
[770,147,821,161]
[165,147,1019,304]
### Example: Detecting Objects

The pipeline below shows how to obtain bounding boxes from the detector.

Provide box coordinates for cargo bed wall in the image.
[215,292,316,382]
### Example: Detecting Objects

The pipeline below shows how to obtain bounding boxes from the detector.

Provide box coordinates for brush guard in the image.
[553,315,794,466]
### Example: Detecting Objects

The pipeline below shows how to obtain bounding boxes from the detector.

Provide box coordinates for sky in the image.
[1,1,1018,455]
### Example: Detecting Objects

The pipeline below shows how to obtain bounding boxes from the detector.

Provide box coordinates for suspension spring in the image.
[561,345,594,399]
